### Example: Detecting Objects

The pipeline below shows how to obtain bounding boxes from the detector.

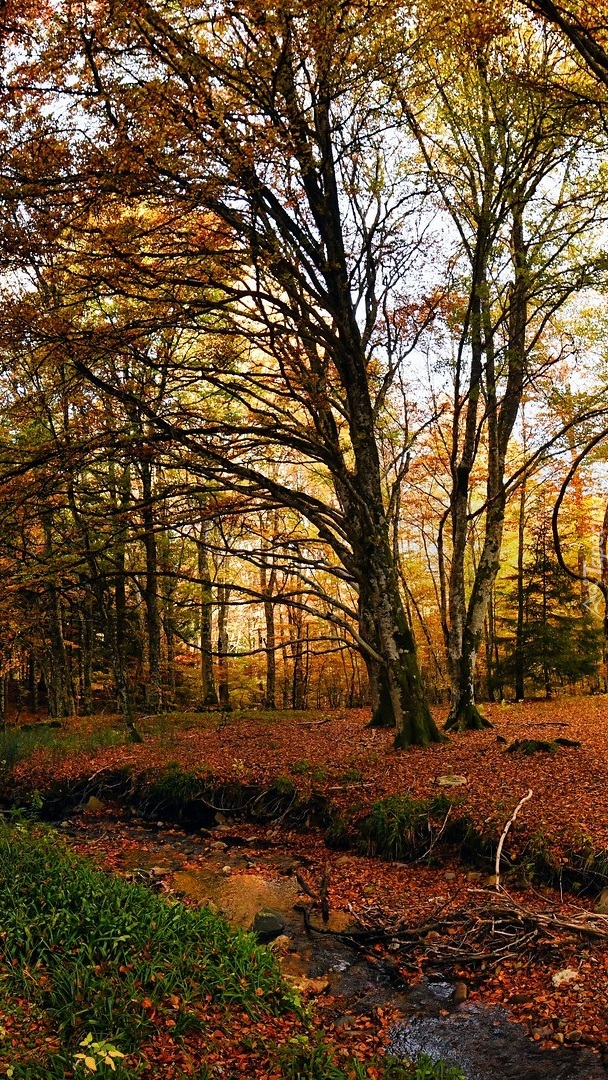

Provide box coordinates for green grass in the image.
[0,825,466,1080]
[278,1040,465,1079]
[289,759,328,781]
[0,724,127,773]
[142,761,210,812]
[357,794,452,861]
[0,823,291,1077]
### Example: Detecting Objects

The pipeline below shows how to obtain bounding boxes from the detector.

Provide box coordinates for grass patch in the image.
[357,794,453,861]
[0,823,291,1077]
[0,723,127,775]
[0,825,467,1080]
[278,1039,465,1079]
[289,760,328,782]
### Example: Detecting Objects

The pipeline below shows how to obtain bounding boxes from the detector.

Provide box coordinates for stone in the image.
[594,888,608,915]
[221,865,232,875]
[453,981,468,1004]
[85,796,105,812]
[436,774,468,787]
[334,1015,354,1030]
[251,908,286,943]
[284,974,330,995]
[268,934,292,953]
[554,1033,565,1044]
[565,1030,583,1043]
[531,1026,553,1040]
[209,841,228,852]
[552,967,579,988]
[275,856,300,876]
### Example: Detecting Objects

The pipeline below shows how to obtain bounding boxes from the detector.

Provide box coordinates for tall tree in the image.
[13,0,447,745]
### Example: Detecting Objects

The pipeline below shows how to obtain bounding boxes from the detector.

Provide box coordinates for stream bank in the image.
[53,803,608,1080]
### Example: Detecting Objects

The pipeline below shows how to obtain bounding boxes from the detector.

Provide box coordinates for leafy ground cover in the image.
[6,698,608,1066]
[8,698,608,864]
[0,822,463,1079]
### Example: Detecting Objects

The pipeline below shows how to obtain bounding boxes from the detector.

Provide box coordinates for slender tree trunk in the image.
[28,652,38,713]
[447,206,526,731]
[78,597,94,715]
[599,500,608,691]
[217,582,230,708]
[139,458,163,712]
[259,538,277,709]
[67,480,141,742]
[43,517,75,719]
[515,475,527,701]
[197,533,218,706]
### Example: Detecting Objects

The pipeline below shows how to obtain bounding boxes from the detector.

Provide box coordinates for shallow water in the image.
[59,811,608,1078]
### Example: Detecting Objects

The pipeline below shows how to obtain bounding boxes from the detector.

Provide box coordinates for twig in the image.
[495,789,533,891]
[414,806,452,863]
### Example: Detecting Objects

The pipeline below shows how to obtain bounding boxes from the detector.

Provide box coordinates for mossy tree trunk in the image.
[359,532,444,748]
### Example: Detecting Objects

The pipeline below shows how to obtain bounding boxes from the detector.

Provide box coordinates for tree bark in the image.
[260,538,277,709]
[139,457,163,713]
[217,581,230,708]
[43,517,75,719]
[446,206,527,731]
[197,531,218,706]
[515,473,527,701]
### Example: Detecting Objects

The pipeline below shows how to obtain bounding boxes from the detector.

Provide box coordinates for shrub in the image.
[357,795,452,861]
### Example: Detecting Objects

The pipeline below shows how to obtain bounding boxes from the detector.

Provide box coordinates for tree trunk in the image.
[446,206,526,731]
[217,582,230,708]
[78,597,94,715]
[515,474,527,701]
[259,537,277,709]
[197,533,218,706]
[28,652,38,713]
[67,479,141,742]
[359,534,443,747]
[43,517,75,719]
[139,458,163,713]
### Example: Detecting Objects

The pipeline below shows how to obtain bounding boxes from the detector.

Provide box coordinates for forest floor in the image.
[4,697,608,1076]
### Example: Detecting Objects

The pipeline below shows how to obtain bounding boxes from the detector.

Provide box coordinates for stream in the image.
[57,806,608,1080]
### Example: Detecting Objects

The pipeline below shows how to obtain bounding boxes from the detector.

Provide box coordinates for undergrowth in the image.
[357,794,453,861]
[0,823,290,1077]
[278,1039,465,1079]
[0,725,126,773]
[0,824,467,1080]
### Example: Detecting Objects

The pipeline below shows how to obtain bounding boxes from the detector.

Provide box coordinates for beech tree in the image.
[403,12,607,728]
[7,0,451,745]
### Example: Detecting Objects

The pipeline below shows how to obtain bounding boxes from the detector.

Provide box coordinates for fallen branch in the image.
[495,789,533,891]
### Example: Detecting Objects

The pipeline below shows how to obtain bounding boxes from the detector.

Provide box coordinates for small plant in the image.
[0,822,294,1076]
[273,774,297,796]
[145,763,208,815]
[289,760,327,782]
[325,813,350,849]
[338,766,364,784]
[74,1034,125,1072]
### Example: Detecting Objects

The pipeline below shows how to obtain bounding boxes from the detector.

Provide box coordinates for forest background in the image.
[0,0,607,745]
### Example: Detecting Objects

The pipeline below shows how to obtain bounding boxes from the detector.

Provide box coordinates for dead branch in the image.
[495,789,533,891]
